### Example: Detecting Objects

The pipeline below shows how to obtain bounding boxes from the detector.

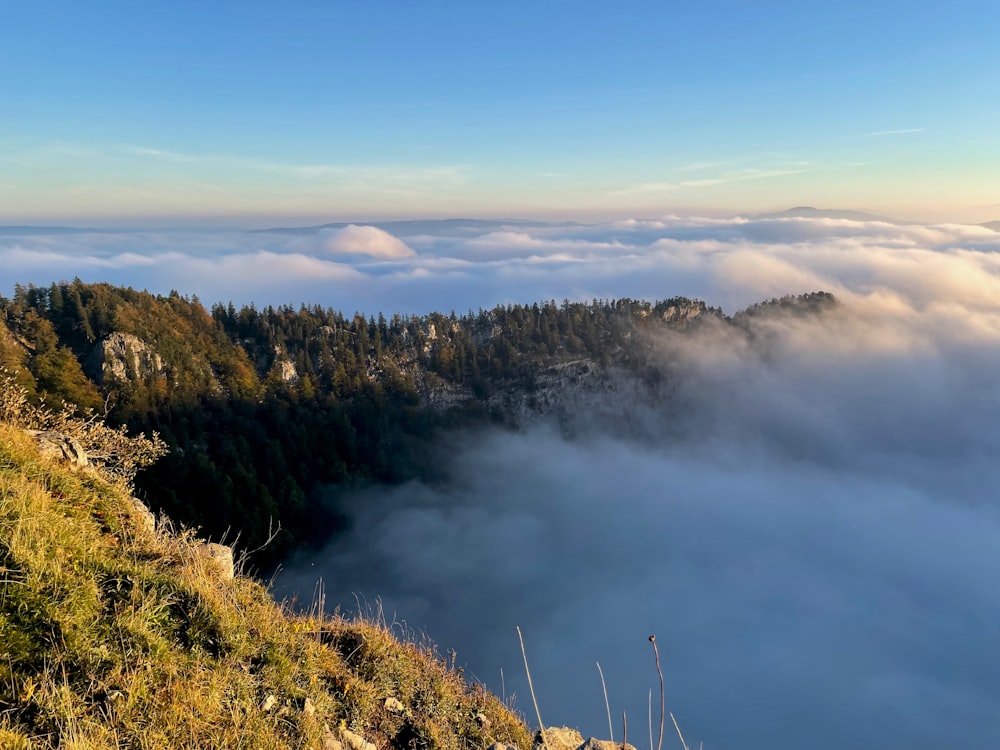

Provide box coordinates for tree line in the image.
[0,279,829,568]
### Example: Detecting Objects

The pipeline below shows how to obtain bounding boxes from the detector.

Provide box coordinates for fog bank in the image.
[3,214,999,316]
[7,212,1000,747]
[279,291,1000,749]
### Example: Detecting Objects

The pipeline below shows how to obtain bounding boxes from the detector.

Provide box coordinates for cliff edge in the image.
[0,402,531,750]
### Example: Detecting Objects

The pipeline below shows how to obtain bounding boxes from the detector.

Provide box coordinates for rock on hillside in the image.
[532,727,638,750]
[89,331,164,385]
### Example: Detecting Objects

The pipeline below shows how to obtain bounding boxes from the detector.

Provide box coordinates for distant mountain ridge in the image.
[749,206,905,223]
[0,225,120,235]
[251,217,578,237]
[7,211,996,237]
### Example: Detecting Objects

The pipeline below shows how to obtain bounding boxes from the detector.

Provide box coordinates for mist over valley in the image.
[5,212,995,747]
[276,261,1000,748]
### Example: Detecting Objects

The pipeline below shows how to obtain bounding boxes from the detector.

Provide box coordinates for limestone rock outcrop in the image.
[196,541,235,580]
[90,332,164,385]
[340,728,377,750]
[25,429,90,468]
[533,727,637,750]
[660,299,707,324]
[126,494,157,533]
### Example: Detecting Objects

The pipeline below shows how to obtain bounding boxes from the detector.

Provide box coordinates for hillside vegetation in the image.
[0,392,531,749]
[0,281,835,567]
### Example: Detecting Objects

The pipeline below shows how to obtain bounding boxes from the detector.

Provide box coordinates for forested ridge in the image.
[0,280,834,567]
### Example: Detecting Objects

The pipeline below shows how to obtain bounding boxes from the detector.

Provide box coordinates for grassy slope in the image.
[0,423,530,750]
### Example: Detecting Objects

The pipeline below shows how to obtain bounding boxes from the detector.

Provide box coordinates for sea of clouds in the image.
[3,213,998,316]
[5,214,1000,748]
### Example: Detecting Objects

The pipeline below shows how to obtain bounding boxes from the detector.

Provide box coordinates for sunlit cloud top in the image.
[2,214,999,316]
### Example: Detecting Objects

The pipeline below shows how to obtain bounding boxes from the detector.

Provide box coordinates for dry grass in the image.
[0,407,531,749]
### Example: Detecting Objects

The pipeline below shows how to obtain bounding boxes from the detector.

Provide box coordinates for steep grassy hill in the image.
[0,397,531,749]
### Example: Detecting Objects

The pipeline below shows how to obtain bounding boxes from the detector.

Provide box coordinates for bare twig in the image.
[517,626,546,748]
[670,712,690,750]
[649,636,664,750]
[242,517,282,556]
[597,661,614,744]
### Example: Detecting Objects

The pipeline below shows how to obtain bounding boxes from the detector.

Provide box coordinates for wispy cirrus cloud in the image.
[124,145,349,179]
[861,127,925,137]
[0,138,476,218]
[10,139,468,187]
[125,144,473,186]
[671,160,728,173]
[613,165,809,195]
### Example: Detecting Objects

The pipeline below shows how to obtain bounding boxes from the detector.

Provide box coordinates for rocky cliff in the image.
[89,331,165,385]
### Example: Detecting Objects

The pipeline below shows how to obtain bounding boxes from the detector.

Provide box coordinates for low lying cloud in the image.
[279,293,1000,749]
[308,224,416,259]
[2,213,998,315]
[4,213,1000,747]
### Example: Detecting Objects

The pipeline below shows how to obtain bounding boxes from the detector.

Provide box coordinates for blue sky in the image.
[2,0,999,224]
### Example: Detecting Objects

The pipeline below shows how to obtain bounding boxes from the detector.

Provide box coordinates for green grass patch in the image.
[0,420,529,749]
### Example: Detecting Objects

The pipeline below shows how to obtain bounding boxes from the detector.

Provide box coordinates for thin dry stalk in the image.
[311,578,326,622]
[622,710,628,750]
[596,661,614,744]
[517,626,546,748]
[670,712,690,750]
[648,689,653,750]
[649,635,664,750]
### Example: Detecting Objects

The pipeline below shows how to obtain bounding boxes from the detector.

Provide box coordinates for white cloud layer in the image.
[279,286,1000,749]
[5,213,1000,747]
[2,214,999,314]
[307,224,416,259]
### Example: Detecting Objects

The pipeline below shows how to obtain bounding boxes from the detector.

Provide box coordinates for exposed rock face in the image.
[414,373,472,410]
[534,727,585,750]
[472,321,503,347]
[660,299,708,324]
[579,739,638,750]
[250,343,299,383]
[340,728,377,750]
[196,542,235,580]
[25,430,89,468]
[277,359,299,383]
[415,353,674,436]
[533,728,637,750]
[126,495,157,534]
[423,322,438,354]
[90,332,164,385]
[488,358,612,417]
